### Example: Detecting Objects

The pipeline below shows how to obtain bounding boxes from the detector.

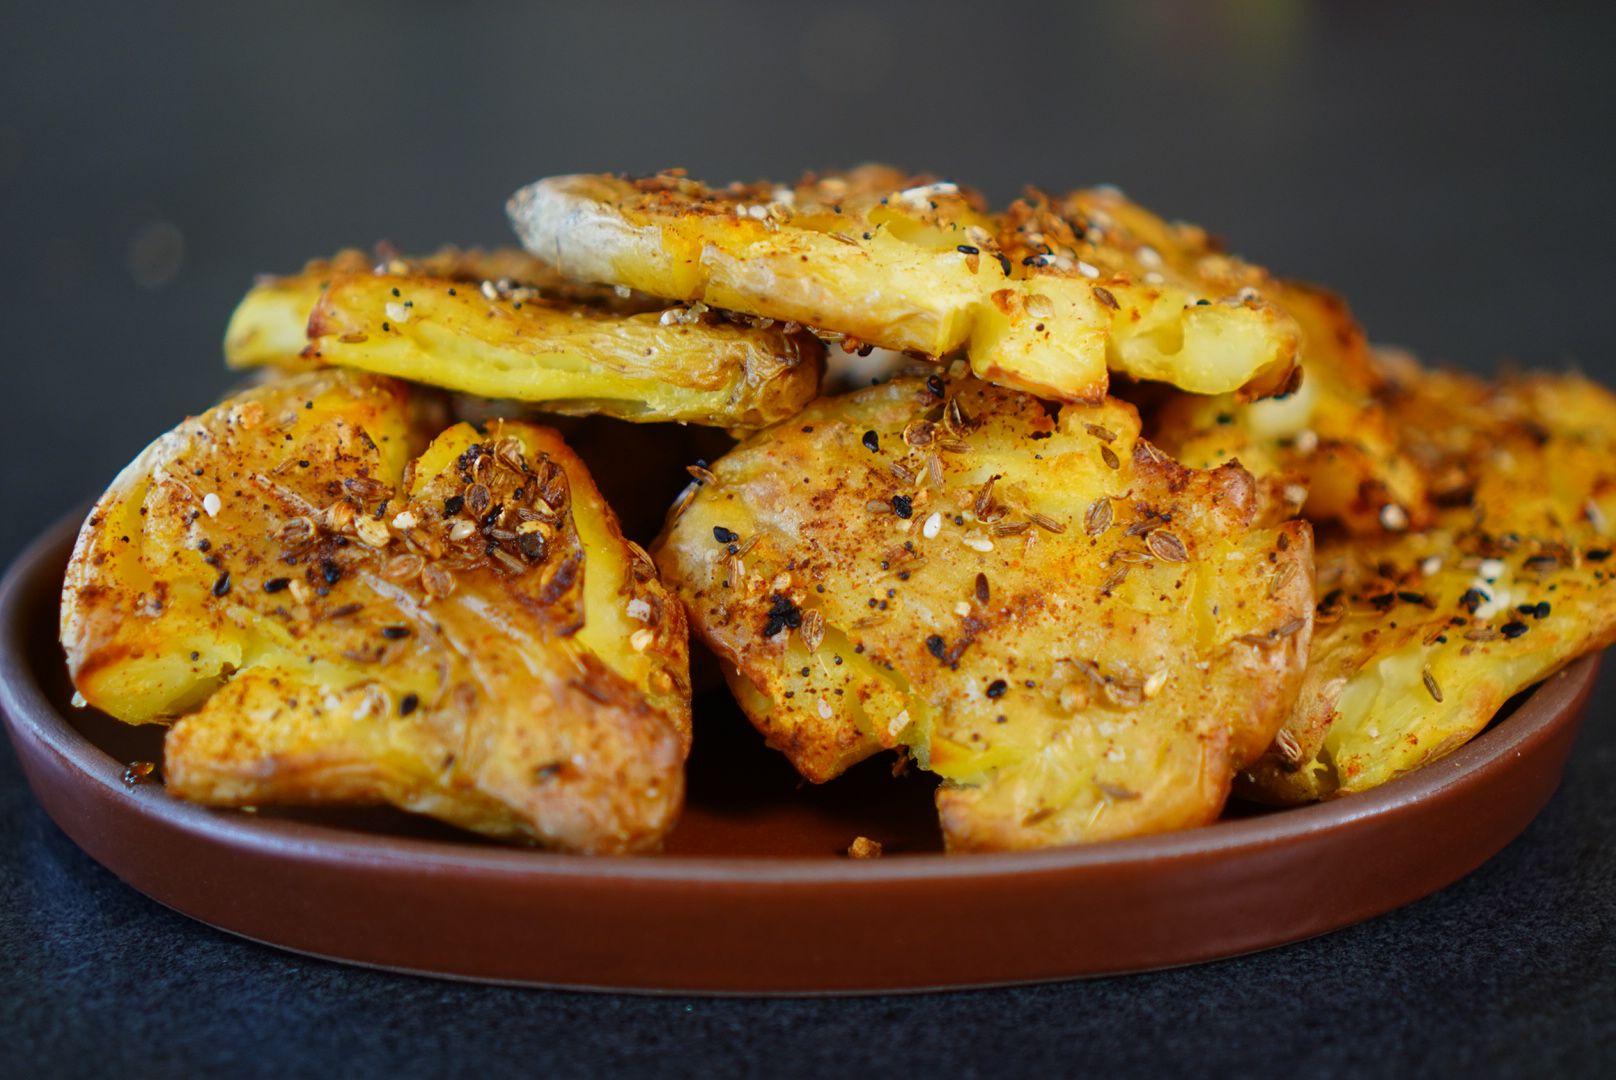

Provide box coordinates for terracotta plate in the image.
[1,513,1599,994]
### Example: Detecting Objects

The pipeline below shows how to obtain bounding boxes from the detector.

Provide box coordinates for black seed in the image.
[1501,621,1529,639]
[212,571,231,597]
[713,526,738,543]
[986,679,1007,699]
[956,244,980,255]
[926,375,945,396]
[862,430,880,452]
[1398,591,1428,605]
[996,253,1012,276]
[890,494,912,518]
[1586,549,1612,561]
[1534,601,1551,619]
[321,559,342,585]
[1459,587,1488,614]
[763,593,802,637]
[925,635,947,661]
[442,494,464,516]
[197,538,211,552]
[381,626,410,639]
[399,693,419,716]
[263,577,290,593]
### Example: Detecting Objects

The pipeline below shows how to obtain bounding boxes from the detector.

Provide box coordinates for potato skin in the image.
[1242,366,1616,803]
[654,374,1312,850]
[508,168,1297,405]
[61,369,689,852]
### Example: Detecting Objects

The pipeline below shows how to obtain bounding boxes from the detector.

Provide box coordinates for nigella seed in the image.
[212,571,231,597]
[713,526,738,543]
[926,375,946,397]
[399,693,419,716]
[891,494,913,518]
[1501,621,1529,639]
[381,626,410,640]
[442,494,464,517]
[263,577,290,593]
[986,679,1007,699]
[862,430,880,452]
[321,559,342,585]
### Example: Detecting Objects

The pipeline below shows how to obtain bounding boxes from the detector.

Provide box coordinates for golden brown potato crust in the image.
[1242,366,1616,802]
[61,370,689,852]
[655,375,1313,850]
[507,168,1297,405]
[224,247,826,430]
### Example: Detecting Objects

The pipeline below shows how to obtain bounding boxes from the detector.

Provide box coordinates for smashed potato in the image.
[654,375,1313,850]
[1242,368,1616,802]
[225,248,826,430]
[61,370,690,852]
[507,168,1298,404]
[1151,282,1427,533]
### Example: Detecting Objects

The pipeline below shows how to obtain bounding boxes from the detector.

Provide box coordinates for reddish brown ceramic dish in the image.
[0,512,1600,994]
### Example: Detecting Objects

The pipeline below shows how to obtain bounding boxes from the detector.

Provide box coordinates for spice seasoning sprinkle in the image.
[1421,666,1443,702]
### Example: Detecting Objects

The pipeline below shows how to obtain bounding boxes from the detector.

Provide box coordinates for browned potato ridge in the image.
[654,375,1313,850]
[224,246,826,430]
[507,168,1298,404]
[1242,366,1616,802]
[61,369,690,852]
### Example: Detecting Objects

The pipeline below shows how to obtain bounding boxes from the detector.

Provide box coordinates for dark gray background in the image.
[3,3,1614,1076]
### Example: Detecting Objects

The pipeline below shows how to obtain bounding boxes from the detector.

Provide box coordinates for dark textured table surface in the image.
[3,4,1614,1076]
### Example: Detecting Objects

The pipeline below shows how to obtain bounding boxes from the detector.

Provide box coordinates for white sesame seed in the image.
[385,301,409,324]
[202,492,221,517]
[922,512,943,539]
[1479,558,1506,580]
[818,698,833,720]
[630,628,654,652]
[1136,245,1163,269]
[1143,669,1169,698]
[1283,484,1309,507]
[962,535,995,553]
[1105,746,1125,762]
[391,511,418,531]
[613,285,632,299]
[626,597,652,622]
[1379,503,1409,531]
[1294,429,1319,453]
[480,280,498,300]
[449,520,476,541]
[1421,556,1443,577]
[954,601,972,616]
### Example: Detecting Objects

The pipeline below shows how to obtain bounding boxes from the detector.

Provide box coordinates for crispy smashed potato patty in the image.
[1242,367,1616,802]
[224,247,825,430]
[61,370,690,852]
[654,375,1313,850]
[507,168,1298,404]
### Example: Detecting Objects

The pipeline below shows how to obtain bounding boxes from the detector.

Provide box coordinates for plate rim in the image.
[3,506,1600,885]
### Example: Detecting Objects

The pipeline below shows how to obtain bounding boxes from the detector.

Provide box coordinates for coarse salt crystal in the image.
[391,511,418,531]
[630,628,654,652]
[385,301,409,324]
[626,598,652,622]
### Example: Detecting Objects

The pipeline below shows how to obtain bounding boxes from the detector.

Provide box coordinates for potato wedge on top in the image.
[224,247,826,430]
[654,375,1313,850]
[1241,367,1616,803]
[61,370,690,852]
[507,168,1298,404]
[1150,283,1427,534]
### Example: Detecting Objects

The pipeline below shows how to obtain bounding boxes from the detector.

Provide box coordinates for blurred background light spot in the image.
[127,220,186,289]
